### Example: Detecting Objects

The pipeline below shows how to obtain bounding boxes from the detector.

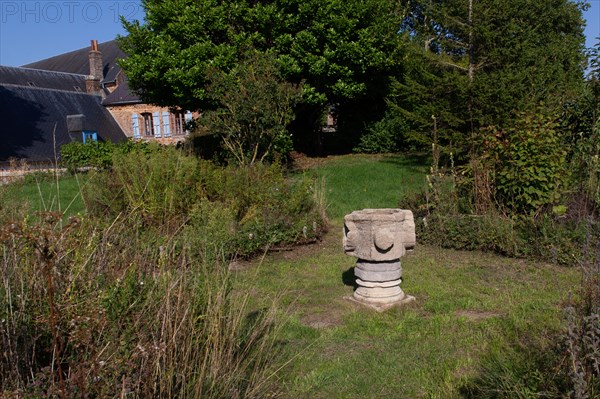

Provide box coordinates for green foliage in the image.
[60,141,116,172]
[86,144,200,222]
[414,210,591,265]
[588,38,600,102]
[353,112,409,154]
[60,140,159,172]
[394,0,587,155]
[480,112,569,216]
[197,53,300,165]
[569,122,600,211]
[102,267,150,323]
[402,147,589,265]
[84,147,326,260]
[388,46,469,156]
[197,163,323,259]
[119,0,404,148]
[184,198,237,262]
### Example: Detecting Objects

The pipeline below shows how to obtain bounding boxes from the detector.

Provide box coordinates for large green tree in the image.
[118,0,404,126]
[391,0,588,156]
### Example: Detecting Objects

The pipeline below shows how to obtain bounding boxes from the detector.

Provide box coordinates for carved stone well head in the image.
[343,209,416,310]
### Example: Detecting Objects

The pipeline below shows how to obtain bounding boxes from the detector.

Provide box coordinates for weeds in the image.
[85,148,326,260]
[0,210,285,397]
[560,224,600,399]
[0,147,328,397]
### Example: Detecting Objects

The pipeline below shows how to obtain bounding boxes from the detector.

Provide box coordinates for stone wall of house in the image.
[106,104,196,145]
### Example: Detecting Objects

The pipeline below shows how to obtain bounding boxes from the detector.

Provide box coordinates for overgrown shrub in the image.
[559,230,600,399]
[60,141,116,172]
[480,111,569,216]
[0,211,283,398]
[84,146,326,260]
[85,144,200,222]
[196,52,301,165]
[414,210,592,265]
[569,113,600,215]
[60,140,162,174]
[353,112,408,154]
[184,162,325,260]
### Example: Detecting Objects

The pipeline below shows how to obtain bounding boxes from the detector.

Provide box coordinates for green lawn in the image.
[0,155,581,397]
[1,172,88,218]
[312,153,429,220]
[235,154,579,398]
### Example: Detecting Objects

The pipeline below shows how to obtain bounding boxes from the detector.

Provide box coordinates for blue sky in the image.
[0,0,599,67]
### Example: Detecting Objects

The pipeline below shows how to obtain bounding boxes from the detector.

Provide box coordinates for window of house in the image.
[172,111,185,135]
[152,112,162,137]
[141,112,153,136]
[82,131,98,143]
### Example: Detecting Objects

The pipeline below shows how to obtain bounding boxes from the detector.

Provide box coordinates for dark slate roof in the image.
[0,66,87,92]
[102,79,142,105]
[22,40,125,85]
[0,84,126,163]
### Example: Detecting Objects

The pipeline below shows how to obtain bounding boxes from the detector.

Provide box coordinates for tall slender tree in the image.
[391,0,588,157]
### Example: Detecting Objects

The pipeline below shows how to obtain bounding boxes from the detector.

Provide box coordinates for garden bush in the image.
[60,140,157,173]
[60,141,116,172]
[414,210,592,265]
[84,146,326,260]
[353,112,408,154]
[197,52,300,165]
[0,211,283,397]
[479,111,569,216]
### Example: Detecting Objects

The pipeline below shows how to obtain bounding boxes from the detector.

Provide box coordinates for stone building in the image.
[0,64,126,166]
[0,39,196,167]
[23,39,196,145]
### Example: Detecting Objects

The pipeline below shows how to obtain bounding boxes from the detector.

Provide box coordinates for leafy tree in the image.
[195,52,301,165]
[392,0,588,157]
[589,37,600,105]
[118,0,405,153]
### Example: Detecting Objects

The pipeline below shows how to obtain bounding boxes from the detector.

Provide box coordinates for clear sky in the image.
[0,0,599,67]
[0,0,145,66]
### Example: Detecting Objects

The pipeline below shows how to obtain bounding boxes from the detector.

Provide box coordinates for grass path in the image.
[235,154,580,398]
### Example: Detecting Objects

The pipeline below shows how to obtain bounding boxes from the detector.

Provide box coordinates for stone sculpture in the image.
[343,209,416,310]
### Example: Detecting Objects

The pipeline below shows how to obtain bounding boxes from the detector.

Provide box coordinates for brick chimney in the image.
[85,40,103,95]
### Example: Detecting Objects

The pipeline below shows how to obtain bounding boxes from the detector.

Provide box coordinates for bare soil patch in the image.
[455,309,502,321]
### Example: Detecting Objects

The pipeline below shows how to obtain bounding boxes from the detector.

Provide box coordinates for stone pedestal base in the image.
[348,259,414,311]
[344,294,415,312]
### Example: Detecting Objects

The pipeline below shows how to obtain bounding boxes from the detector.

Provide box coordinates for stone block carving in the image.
[343,209,416,310]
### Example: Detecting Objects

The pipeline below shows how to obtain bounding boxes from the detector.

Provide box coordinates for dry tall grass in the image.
[0,210,284,398]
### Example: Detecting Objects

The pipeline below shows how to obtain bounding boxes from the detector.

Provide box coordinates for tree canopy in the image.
[119,0,404,112]
[119,0,590,158]
[391,0,588,156]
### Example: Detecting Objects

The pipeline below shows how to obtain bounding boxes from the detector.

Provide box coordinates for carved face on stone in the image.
[343,209,416,261]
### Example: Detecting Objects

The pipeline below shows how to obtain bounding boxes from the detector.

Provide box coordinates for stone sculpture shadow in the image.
[341,267,358,289]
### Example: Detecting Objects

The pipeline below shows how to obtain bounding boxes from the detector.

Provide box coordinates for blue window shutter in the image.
[131,113,140,138]
[162,111,171,137]
[153,111,162,138]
